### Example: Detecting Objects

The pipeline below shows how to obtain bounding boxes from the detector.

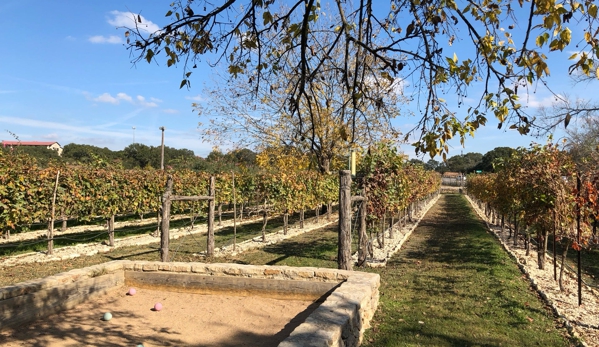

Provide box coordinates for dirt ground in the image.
[0,286,316,347]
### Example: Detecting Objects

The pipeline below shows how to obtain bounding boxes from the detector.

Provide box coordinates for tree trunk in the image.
[300,209,305,229]
[61,218,67,232]
[318,155,332,175]
[315,206,320,223]
[283,211,288,235]
[327,202,332,221]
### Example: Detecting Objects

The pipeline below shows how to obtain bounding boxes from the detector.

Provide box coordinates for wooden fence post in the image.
[338,170,352,270]
[207,176,215,257]
[160,176,173,262]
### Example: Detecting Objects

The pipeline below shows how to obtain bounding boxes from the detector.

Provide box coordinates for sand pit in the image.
[0,261,380,346]
[0,285,315,346]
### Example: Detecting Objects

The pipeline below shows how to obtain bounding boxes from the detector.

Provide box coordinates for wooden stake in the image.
[108,215,115,247]
[206,176,215,257]
[48,170,60,255]
[160,176,173,262]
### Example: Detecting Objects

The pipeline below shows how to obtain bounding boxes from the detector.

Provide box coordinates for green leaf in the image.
[165,10,173,17]
[263,11,273,25]
[146,49,154,63]
[179,79,187,89]
[589,4,598,18]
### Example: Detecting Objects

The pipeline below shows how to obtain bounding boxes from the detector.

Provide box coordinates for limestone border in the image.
[0,260,379,347]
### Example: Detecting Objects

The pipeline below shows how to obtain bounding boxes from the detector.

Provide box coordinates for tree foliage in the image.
[124,0,599,158]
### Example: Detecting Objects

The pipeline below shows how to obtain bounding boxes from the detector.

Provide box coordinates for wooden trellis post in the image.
[160,177,173,262]
[338,170,352,270]
[207,176,215,257]
[159,175,215,262]
[338,170,368,271]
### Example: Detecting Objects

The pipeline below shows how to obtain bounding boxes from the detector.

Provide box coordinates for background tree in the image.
[424,159,440,171]
[196,13,404,173]
[444,152,482,173]
[474,147,517,173]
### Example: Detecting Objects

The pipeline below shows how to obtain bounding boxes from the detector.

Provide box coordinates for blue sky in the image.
[0,1,594,159]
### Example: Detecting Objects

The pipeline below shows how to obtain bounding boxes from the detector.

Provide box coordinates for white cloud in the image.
[116,92,133,103]
[136,95,158,108]
[41,133,59,140]
[108,11,160,34]
[0,116,130,138]
[89,35,123,44]
[91,92,133,104]
[85,92,162,108]
[186,94,205,102]
[521,93,562,108]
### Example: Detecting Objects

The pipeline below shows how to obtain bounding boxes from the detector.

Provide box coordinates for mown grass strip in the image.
[361,194,572,347]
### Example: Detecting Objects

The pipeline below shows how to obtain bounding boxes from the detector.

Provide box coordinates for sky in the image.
[0,1,595,160]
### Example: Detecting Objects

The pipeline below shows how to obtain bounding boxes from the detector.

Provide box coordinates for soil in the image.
[0,286,315,347]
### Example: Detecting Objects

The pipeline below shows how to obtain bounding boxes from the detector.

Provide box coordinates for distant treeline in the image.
[1,143,257,172]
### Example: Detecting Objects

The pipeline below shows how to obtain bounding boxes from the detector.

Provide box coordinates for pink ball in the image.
[154,302,163,311]
[127,288,137,296]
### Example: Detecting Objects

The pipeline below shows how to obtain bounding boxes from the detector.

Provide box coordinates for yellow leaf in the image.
[453,52,458,63]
